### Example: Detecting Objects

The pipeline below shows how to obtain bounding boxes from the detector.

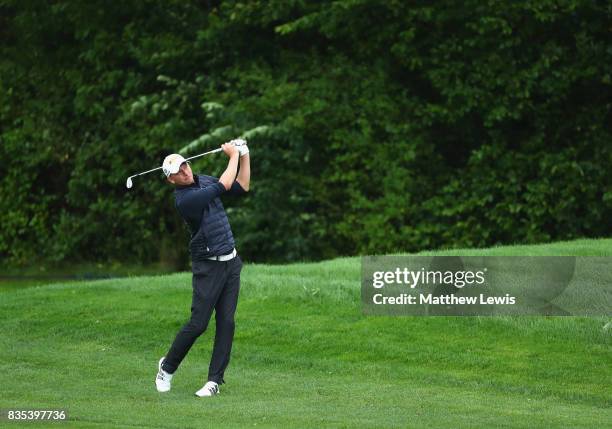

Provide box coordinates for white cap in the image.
[162,154,187,177]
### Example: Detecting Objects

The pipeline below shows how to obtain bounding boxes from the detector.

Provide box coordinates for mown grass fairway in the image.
[1,239,610,428]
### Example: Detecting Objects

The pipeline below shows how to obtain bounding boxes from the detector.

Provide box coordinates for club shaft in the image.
[184,147,223,162]
[130,147,223,179]
[132,166,162,178]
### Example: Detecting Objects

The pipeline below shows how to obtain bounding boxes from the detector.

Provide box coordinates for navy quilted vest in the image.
[175,174,235,261]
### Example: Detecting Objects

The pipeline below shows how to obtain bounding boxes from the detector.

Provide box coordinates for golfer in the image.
[155,140,250,397]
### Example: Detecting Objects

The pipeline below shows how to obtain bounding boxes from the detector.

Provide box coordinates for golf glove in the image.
[229,138,249,157]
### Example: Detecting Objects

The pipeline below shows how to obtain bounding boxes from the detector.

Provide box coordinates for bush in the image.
[1,0,610,266]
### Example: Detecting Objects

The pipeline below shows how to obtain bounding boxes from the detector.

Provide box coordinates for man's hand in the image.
[221,143,239,158]
[229,138,249,157]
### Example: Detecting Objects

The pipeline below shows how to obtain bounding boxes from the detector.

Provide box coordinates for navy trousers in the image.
[162,255,242,384]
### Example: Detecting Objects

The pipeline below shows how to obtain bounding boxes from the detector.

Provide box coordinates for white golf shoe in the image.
[195,381,219,397]
[155,357,173,393]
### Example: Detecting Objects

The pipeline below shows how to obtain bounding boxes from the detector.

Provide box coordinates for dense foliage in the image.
[1,0,610,267]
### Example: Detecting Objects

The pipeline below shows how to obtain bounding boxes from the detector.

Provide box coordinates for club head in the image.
[126,177,133,189]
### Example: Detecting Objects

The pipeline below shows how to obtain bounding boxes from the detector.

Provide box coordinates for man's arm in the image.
[176,145,240,217]
[235,153,250,192]
[218,143,240,190]
[200,175,245,196]
[177,183,226,218]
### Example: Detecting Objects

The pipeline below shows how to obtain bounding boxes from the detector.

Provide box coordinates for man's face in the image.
[168,161,194,186]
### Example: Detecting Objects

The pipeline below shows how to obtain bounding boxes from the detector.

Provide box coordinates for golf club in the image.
[125,147,223,189]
